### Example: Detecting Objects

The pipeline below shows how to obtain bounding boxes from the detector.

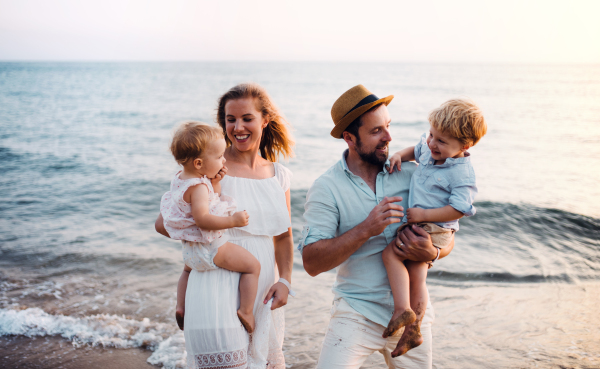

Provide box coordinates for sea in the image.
[0,62,599,369]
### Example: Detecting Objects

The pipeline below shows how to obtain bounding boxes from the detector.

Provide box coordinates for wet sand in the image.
[0,335,155,369]
[4,272,600,369]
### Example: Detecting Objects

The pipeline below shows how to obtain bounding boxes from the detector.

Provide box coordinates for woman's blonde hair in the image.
[170,121,224,165]
[429,98,487,146]
[217,83,294,162]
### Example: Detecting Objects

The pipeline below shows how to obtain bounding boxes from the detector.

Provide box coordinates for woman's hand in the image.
[392,224,437,262]
[264,282,289,310]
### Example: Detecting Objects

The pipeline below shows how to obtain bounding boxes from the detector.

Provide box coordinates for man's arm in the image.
[302,196,404,276]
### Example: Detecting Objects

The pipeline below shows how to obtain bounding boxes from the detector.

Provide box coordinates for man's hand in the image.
[362,197,404,238]
[406,207,427,224]
[392,224,437,262]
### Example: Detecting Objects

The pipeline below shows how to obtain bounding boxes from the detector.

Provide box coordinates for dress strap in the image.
[273,163,292,192]
[173,174,214,204]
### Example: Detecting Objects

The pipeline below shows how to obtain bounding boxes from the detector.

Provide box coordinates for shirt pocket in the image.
[424,174,450,193]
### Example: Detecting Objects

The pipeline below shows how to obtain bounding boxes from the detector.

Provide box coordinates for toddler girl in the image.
[383,98,487,357]
[160,121,260,333]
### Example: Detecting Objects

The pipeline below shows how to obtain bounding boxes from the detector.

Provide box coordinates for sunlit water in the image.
[1,62,599,368]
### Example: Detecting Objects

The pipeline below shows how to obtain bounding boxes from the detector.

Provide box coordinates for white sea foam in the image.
[148,332,187,369]
[0,307,187,368]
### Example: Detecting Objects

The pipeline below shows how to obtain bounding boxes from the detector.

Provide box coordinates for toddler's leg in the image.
[391,260,428,357]
[382,243,416,338]
[213,242,261,333]
[176,265,191,331]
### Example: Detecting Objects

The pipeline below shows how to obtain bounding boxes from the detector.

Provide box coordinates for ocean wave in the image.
[289,190,600,282]
[0,307,186,368]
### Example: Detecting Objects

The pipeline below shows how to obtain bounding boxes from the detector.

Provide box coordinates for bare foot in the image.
[175,308,184,331]
[237,310,255,333]
[391,323,423,357]
[383,309,416,338]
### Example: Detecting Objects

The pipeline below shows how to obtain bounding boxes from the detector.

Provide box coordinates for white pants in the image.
[316,298,434,369]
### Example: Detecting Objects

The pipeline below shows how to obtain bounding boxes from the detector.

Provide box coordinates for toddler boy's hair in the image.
[429,98,487,146]
[171,121,224,165]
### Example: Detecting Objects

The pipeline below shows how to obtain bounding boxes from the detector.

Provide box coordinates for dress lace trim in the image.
[192,350,247,369]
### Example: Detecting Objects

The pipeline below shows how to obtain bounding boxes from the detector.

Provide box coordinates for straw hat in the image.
[330,85,394,139]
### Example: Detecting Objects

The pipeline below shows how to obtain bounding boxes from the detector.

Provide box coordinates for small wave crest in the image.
[0,307,186,368]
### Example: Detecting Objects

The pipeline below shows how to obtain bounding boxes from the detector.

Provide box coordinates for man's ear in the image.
[193,158,203,169]
[342,131,357,149]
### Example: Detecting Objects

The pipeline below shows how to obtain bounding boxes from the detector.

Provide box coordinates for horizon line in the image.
[1,60,599,66]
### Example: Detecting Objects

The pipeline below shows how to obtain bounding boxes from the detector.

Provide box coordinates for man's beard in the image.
[356,138,388,167]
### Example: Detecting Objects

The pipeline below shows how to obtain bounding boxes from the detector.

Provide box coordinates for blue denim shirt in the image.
[404,133,477,231]
[298,150,416,327]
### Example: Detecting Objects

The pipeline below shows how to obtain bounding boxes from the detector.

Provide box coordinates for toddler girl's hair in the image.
[216,83,294,162]
[170,121,224,165]
[429,98,487,147]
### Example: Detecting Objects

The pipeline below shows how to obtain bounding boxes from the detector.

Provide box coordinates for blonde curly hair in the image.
[429,98,487,147]
[170,121,224,165]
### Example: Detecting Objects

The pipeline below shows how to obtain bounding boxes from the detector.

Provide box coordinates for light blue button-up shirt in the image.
[405,133,477,231]
[298,150,416,327]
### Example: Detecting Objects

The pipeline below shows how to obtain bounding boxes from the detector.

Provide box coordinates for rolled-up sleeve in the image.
[297,180,339,255]
[449,179,478,217]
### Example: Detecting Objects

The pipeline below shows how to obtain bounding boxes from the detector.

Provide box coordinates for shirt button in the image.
[437,178,441,181]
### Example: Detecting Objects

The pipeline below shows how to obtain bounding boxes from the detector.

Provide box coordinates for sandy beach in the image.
[0,335,154,369]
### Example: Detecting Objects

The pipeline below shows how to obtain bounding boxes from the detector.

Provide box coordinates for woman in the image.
[156,83,294,369]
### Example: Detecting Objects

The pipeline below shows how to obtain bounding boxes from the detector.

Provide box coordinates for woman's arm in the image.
[264,188,294,310]
[155,213,171,238]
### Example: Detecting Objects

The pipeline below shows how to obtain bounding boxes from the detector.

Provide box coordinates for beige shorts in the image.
[316,298,433,369]
[398,222,454,249]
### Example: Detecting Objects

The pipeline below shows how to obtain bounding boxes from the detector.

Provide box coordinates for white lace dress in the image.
[184,162,292,369]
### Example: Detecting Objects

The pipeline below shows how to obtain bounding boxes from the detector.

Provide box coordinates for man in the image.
[298,85,454,368]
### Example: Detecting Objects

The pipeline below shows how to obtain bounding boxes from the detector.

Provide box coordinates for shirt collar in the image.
[435,151,471,167]
[340,149,391,175]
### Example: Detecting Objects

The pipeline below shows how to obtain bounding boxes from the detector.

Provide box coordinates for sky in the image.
[0,0,599,63]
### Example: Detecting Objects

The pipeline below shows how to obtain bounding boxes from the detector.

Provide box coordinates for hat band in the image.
[342,94,380,118]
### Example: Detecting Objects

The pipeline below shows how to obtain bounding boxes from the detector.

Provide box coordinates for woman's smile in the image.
[234,134,250,142]
[225,98,266,153]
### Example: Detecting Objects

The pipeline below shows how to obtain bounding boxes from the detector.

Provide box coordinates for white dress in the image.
[184,162,292,369]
